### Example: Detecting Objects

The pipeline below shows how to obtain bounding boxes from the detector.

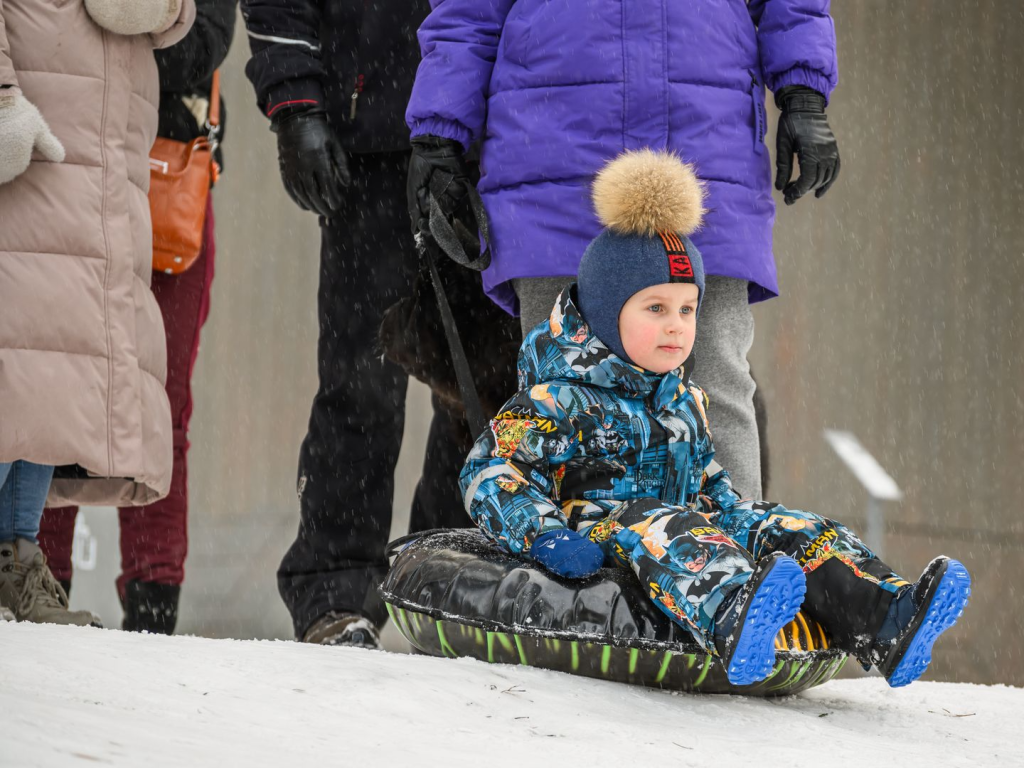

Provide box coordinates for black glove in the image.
[407,135,473,235]
[273,109,351,218]
[774,86,840,205]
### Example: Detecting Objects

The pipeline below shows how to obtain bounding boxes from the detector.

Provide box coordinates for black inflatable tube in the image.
[379,530,847,696]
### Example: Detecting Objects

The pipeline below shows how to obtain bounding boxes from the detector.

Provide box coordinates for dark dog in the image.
[378,255,521,421]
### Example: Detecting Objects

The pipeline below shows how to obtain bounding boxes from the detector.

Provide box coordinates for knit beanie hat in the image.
[577,150,707,364]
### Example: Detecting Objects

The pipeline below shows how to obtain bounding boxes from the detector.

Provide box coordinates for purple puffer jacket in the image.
[407,0,837,315]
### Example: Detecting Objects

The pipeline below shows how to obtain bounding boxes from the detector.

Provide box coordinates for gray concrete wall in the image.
[69,1,1024,685]
[748,2,1024,685]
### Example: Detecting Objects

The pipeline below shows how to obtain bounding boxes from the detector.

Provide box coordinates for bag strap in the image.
[205,71,222,152]
[208,70,221,129]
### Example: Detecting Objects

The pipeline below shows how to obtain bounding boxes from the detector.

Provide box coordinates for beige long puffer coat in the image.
[0,0,195,505]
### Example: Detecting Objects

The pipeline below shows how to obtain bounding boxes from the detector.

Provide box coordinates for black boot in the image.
[122,580,181,634]
[871,557,971,688]
[801,554,900,662]
[712,553,806,686]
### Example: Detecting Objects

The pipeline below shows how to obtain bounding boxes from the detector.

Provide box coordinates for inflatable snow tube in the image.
[379,529,847,696]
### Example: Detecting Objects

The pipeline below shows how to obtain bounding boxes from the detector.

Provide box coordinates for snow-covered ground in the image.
[0,623,1018,768]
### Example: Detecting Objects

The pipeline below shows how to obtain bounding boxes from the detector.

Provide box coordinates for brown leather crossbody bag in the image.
[149,70,221,275]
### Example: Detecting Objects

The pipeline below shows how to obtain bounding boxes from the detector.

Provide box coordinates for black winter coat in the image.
[156,0,237,169]
[241,0,429,153]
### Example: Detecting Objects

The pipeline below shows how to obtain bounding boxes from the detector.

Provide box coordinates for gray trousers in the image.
[513,275,762,499]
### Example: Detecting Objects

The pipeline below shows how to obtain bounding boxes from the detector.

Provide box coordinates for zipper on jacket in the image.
[749,70,766,148]
[350,73,365,121]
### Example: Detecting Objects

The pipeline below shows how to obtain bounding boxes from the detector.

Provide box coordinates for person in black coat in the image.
[156,0,236,170]
[241,0,512,648]
[37,0,238,635]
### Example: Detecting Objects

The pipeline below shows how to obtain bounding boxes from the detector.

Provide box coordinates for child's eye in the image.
[647,304,662,313]
[681,306,693,315]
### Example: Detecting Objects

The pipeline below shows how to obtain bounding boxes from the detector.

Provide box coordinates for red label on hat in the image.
[659,232,694,278]
[669,252,694,278]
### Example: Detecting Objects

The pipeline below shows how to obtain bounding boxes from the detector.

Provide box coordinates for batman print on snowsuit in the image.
[459,288,911,658]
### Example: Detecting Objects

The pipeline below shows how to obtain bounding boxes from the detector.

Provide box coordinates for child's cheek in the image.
[636,322,661,351]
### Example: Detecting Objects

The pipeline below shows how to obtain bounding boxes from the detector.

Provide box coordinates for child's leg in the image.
[582,498,805,685]
[713,501,901,655]
[581,499,755,650]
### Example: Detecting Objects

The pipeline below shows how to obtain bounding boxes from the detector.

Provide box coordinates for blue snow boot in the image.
[873,556,971,688]
[713,553,807,686]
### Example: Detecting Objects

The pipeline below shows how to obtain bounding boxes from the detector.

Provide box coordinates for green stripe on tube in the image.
[513,634,529,666]
[655,652,673,683]
[436,622,457,658]
[692,655,712,688]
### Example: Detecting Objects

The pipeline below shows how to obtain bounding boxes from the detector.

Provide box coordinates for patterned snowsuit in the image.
[459,288,909,656]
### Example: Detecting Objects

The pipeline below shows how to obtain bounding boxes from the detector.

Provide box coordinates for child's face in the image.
[617,283,699,373]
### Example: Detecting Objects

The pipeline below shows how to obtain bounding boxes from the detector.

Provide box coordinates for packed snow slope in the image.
[0,623,1018,768]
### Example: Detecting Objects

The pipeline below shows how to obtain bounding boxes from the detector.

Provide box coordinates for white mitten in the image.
[0,91,66,185]
[83,0,180,36]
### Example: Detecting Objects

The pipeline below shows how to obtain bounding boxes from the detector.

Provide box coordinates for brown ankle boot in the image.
[0,542,18,621]
[7,539,102,627]
[302,612,380,649]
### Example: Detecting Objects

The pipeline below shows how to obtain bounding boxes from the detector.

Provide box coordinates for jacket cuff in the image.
[409,118,472,152]
[0,84,21,104]
[768,66,834,105]
[265,79,325,120]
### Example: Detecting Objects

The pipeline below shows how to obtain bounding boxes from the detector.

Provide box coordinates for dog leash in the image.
[416,170,493,437]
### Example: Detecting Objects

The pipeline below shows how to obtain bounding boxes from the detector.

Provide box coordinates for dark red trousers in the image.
[39,202,216,598]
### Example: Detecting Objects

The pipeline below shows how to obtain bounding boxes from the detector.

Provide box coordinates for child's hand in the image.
[530,529,604,579]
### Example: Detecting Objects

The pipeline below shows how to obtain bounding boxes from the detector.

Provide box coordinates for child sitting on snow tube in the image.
[458,150,971,688]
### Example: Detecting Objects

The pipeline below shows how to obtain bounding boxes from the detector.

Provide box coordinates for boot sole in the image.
[885,559,971,688]
[726,557,807,686]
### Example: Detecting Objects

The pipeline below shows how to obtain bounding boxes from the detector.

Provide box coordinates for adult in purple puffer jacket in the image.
[405,0,841,499]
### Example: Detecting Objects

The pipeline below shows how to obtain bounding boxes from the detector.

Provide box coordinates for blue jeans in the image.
[0,461,55,543]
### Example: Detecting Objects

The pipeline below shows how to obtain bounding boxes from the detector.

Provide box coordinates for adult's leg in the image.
[0,461,54,543]
[407,397,474,535]
[714,500,909,659]
[116,200,217,634]
[37,506,78,589]
[278,152,418,636]
[692,276,761,499]
[512,276,574,338]
[0,462,96,625]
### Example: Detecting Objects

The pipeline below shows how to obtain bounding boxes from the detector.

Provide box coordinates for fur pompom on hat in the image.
[576,150,709,366]
[592,149,706,237]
